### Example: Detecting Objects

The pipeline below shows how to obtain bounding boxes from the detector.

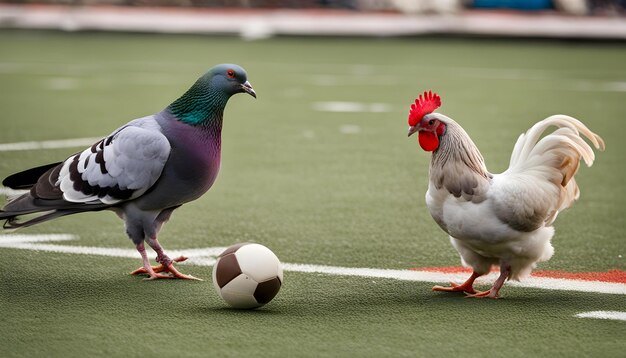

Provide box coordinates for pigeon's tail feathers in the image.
[1,193,111,231]
[0,196,55,230]
[2,162,63,189]
[2,210,75,230]
[1,193,49,216]
[4,190,27,204]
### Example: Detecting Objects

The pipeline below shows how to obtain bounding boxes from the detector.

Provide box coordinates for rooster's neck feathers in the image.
[428,119,491,201]
[431,120,490,178]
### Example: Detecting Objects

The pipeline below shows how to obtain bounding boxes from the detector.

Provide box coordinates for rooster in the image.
[407,91,605,298]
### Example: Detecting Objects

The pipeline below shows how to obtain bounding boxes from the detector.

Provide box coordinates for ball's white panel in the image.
[234,243,282,282]
[219,274,261,309]
[277,266,284,283]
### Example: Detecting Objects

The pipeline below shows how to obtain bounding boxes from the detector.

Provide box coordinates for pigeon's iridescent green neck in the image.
[167,79,229,127]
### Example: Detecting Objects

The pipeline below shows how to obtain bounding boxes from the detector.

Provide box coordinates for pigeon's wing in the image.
[34,125,171,205]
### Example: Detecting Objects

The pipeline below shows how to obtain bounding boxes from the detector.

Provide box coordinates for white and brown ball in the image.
[212,243,283,309]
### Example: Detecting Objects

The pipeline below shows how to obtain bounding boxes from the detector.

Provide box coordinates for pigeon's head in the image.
[168,64,256,125]
[203,64,256,99]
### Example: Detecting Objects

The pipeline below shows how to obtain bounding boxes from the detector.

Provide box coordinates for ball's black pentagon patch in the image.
[218,242,250,258]
[214,253,241,288]
[253,276,282,304]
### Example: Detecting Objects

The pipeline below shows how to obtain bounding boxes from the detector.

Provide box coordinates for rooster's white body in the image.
[413,110,604,297]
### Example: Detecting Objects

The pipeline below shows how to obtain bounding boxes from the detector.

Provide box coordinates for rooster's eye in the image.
[428,120,435,126]
[227,70,235,78]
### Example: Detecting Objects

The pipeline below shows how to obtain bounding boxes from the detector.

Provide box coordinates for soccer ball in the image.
[212,243,283,309]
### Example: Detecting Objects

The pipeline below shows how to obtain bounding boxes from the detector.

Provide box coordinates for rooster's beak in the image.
[241,81,257,98]
[408,125,419,137]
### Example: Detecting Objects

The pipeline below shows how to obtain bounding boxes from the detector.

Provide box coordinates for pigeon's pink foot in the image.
[159,261,203,281]
[132,242,202,280]
[130,256,201,280]
[432,271,481,294]
[130,255,187,274]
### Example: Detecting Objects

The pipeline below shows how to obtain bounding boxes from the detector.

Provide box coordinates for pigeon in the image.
[0,64,256,280]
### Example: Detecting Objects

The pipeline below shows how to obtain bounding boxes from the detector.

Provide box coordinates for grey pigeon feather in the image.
[1,63,256,280]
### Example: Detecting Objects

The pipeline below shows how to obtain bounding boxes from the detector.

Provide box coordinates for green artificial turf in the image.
[1,250,625,358]
[0,31,625,357]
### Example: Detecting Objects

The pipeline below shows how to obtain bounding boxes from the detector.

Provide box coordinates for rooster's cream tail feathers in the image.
[507,115,605,220]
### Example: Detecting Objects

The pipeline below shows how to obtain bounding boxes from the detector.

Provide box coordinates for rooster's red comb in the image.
[408,90,441,126]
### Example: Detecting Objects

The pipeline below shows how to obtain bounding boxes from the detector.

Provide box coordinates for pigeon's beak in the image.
[241,81,257,98]
[408,125,419,137]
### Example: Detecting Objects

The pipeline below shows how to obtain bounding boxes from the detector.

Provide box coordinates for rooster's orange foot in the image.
[465,289,500,299]
[432,281,477,294]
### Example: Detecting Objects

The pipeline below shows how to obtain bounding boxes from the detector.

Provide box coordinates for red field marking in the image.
[531,269,626,283]
[412,266,626,284]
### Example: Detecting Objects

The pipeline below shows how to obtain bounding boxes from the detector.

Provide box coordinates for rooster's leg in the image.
[466,265,511,299]
[432,271,481,294]
[130,239,201,281]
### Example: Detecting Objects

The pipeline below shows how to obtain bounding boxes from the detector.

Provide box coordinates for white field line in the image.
[2,60,625,89]
[0,234,77,243]
[312,102,391,113]
[0,137,102,151]
[0,234,624,295]
[339,125,361,134]
[0,234,225,261]
[0,187,29,196]
[575,311,626,321]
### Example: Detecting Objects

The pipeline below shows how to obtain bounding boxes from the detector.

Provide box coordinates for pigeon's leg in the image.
[143,237,202,281]
[129,254,187,276]
[432,271,481,294]
[465,264,511,299]
[131,242,173,280]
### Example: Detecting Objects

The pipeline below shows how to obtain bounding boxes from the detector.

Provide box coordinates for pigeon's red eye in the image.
[227,69,235,78]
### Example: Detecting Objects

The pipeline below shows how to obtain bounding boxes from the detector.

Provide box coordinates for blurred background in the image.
[0,3,624,355]
[0,0,625,40]
[0,0,625,15]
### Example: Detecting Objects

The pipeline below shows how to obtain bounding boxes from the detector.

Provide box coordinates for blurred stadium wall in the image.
[0,1,624,39]
[1,1,625,16]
